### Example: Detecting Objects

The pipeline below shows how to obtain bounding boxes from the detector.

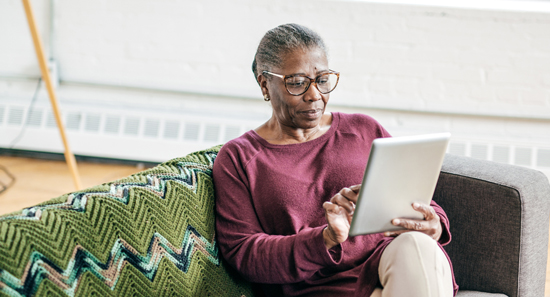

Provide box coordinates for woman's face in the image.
[261,47,330,130]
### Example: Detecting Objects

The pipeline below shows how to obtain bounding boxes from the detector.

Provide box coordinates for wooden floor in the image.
[0,155,144,215]
[0,155,549,295]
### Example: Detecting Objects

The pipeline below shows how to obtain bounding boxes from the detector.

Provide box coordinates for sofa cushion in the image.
[0,146,253,296]
[434,172,521,296]
[457,290,508,297]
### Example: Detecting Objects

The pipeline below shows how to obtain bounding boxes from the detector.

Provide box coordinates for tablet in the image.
[348,133,450,236]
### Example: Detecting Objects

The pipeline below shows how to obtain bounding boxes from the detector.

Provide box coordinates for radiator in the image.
[0,100,262,163]
[1,100,549,178]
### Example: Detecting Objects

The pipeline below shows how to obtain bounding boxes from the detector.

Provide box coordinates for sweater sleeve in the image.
[430,200,452,246]
[213,145,342,284]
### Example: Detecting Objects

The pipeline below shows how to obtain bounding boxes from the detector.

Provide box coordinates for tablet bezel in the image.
[348,133,450,236]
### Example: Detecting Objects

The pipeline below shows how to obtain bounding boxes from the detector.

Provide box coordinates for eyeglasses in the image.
[262,70,340,96]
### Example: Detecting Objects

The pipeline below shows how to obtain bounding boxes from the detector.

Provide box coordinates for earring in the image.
[264,94,270,101]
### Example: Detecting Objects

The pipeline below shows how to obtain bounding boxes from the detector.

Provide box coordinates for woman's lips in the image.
[298,109,322,119]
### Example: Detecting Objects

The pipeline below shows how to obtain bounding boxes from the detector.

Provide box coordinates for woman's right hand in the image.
[322,185,361,249]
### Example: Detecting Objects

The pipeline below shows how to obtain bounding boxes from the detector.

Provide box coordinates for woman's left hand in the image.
[384,202,442,241]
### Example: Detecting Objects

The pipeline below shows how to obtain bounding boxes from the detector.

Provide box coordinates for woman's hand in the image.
[322,185,361,249]
[384,202,442,241]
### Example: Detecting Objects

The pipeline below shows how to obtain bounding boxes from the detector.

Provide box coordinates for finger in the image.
[349,184,361,193]
[330,194,355,214]
[323,201,339,213]
[338,187,359,203]
[324,201,352,218]
[392,218,428,231]
[412,202,437,220]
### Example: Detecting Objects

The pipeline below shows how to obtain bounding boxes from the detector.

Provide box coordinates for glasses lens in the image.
[285,76,309,95]
[316,73,339,94]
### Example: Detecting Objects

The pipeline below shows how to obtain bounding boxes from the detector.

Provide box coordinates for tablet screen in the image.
[349,133,450,236]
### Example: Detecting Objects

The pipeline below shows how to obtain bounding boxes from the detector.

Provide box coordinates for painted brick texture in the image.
[1,0,549,116]
[0,0,549,174]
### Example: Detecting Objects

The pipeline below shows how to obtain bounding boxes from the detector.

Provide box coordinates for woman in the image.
[213,24,457,297]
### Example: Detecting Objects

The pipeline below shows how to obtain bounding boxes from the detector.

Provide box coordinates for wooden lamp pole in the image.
[21,0,82,190]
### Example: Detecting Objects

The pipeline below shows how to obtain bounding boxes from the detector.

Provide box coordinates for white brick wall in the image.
[0,0,549,175]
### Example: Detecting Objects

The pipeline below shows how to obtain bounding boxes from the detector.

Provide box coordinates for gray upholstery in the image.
[433,154,550,297]
[456,291,507,297]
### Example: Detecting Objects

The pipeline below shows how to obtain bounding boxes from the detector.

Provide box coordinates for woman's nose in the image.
[303,82,322,102]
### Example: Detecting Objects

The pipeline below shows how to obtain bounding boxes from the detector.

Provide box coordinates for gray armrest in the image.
[433,154,550,297]
[456,291,507,297]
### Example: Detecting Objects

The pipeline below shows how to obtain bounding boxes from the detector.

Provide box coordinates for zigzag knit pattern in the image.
[0,146,253,297]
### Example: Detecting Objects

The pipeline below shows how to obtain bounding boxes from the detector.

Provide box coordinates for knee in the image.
[379,233,453,297]
[392,231,436,249]
[384,231,438,261]
[379,232,441,280]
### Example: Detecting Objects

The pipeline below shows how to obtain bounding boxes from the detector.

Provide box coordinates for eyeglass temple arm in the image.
[262,71,285,79]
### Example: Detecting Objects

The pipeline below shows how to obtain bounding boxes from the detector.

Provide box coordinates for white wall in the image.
[0,0,549,174]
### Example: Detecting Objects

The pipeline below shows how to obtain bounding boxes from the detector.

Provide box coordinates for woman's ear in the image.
[257,73,269,96]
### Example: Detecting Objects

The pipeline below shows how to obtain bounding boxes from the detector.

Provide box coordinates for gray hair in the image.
[252,23,328,83]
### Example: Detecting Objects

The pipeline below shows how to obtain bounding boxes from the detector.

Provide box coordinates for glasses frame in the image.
[262,70,340,96]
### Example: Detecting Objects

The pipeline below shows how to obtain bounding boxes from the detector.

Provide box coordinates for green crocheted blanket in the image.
[0,146,253,297]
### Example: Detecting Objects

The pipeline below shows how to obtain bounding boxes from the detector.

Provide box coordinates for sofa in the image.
[0,146,549,297]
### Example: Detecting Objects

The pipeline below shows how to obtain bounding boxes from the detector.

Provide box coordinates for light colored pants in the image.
[370,232,453,297]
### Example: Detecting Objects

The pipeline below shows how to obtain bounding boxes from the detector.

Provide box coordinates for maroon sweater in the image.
[213,112,457,296]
